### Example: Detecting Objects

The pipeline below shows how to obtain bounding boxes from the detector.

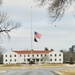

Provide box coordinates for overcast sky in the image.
[1,0,75,51]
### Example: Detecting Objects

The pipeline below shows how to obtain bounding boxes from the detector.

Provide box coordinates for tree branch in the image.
[36,0,74,21]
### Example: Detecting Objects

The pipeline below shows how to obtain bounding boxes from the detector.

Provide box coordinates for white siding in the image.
[3,51,18,64]
[48,51,63,63]
[3,51,63,64]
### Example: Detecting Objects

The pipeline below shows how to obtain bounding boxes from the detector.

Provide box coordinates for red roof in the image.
[13,50,54,54]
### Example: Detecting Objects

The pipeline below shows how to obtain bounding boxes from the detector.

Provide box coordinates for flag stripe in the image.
[34,31,42,39]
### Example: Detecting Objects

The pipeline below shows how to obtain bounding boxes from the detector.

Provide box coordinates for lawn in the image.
[0,64,65,69]
[55,69,75,75]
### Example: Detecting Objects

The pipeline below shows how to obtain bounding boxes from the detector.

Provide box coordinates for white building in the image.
[3,50,63,64]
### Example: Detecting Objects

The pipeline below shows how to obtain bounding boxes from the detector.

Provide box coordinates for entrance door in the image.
[32,59,35,64]
[29,59,35,64]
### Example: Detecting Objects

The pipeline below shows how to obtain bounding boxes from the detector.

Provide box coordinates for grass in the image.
[55,69,75,75]
[0,64,65,69]
[0,64,22,69]
[41,64,65,67]
[56,69,75,75]
[2,64,22,67]
[23,64,65,69]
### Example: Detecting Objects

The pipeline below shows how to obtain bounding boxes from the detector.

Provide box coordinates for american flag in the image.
[34,31,42,39]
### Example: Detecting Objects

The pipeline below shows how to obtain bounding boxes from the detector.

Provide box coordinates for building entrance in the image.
[29,59,35,64]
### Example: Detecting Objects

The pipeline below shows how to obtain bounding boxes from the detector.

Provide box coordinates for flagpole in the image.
[31,6,33,61]
[31,6,33,50]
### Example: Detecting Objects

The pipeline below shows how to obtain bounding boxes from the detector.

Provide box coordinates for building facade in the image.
[3,50,63,64]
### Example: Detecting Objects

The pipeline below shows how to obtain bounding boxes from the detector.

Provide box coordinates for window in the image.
[5,55,7,57]
[20,55,21,57]
[41,54,43,57]
[14,55,16,57]
[41,59,43,61]
[24,55,25,57]
[55,54,57,57]
[14,59,16,62]
[27,59,30,62]
[10,59,12,62]
[50,54,52,56]
[24,59,26,61]
[50,59,52,61]
[55,59,57,61]
[45,54,46,57]
[59,59,61,61]
[59,54,61,56]
[36,59,39,61]
[32,54,34,57]
[5,59,7,62]
[28,55,30,57]
[10,55,12,57]
[37,54,39,57]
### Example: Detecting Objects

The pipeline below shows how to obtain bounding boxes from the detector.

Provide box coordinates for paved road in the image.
[0,68,57,75]
[0,66,75,75]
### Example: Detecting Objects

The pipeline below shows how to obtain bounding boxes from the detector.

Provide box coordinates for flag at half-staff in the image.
[34,31,42,42]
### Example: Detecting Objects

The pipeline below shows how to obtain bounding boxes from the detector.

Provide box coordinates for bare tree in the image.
[0,0,2,5]
[0,1,21,39]
[0,46,4,54]
[41,54,49,64]
[36,0,75,21]
[0,46,5,63]
[0,0,21,63]
[0,12,21,39]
